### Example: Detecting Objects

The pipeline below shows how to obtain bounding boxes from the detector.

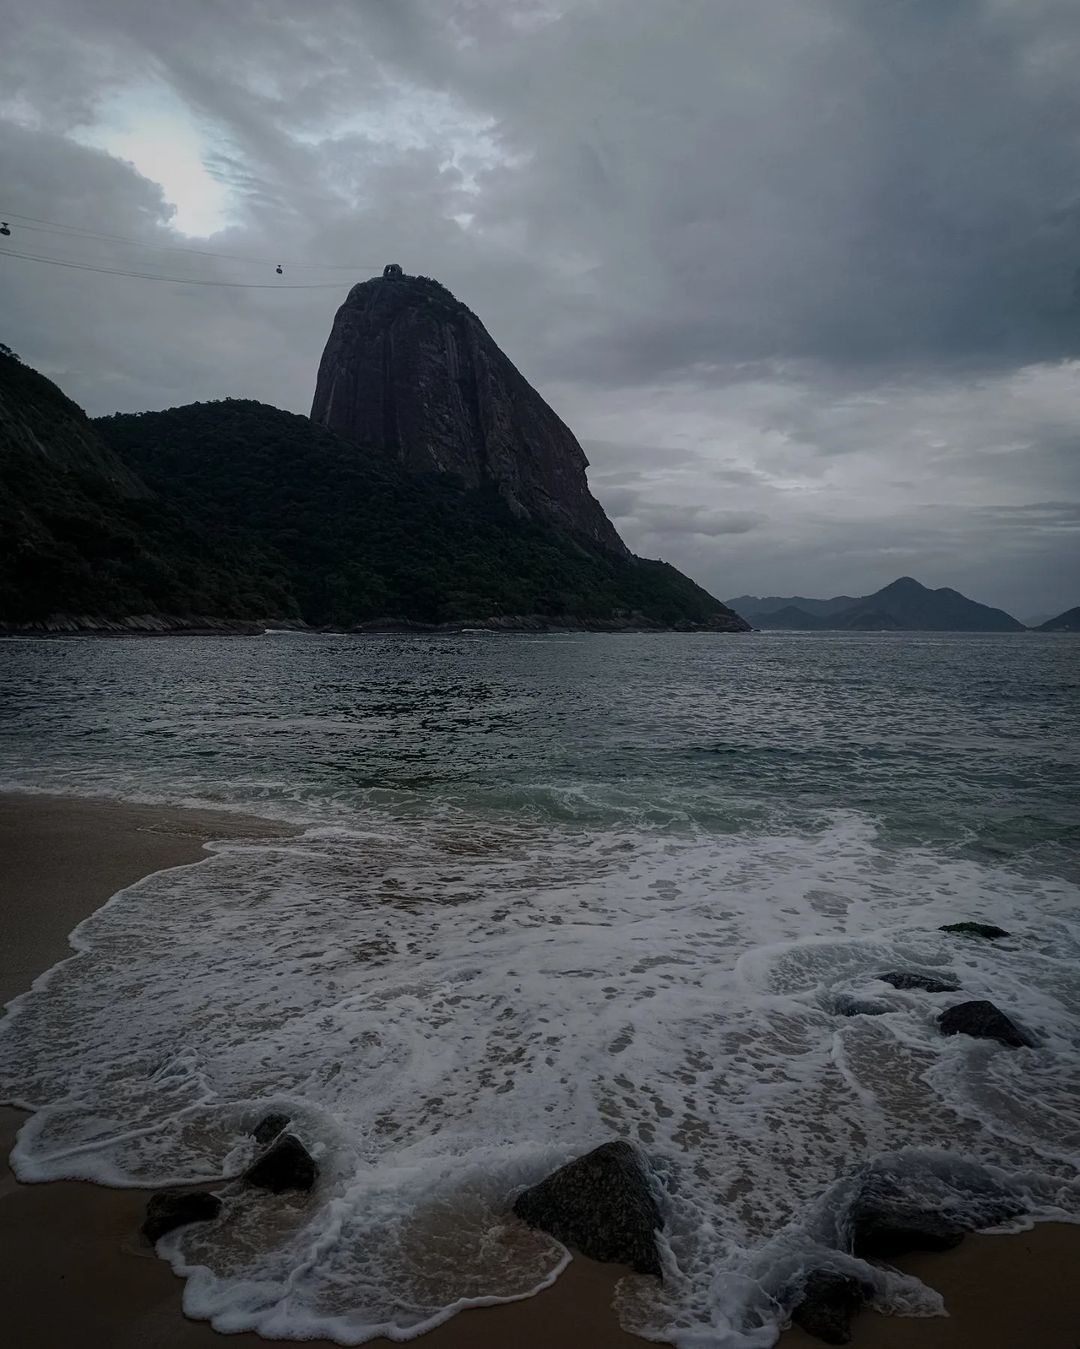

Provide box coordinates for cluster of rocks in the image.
[790,1167,1024,1343]
[140,1112,317,1245]
[830,922,1035,1051]
[138,918,1033,1345]
[792,920,1031,1340]
[511,920,1035,1344]
[2,613,266,637]
[509,1136,1025,1346]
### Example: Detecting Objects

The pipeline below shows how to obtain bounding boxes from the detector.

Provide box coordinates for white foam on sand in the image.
[1,811,1078,1345]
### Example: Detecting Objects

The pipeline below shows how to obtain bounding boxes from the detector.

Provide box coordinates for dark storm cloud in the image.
[1,0,1078,613]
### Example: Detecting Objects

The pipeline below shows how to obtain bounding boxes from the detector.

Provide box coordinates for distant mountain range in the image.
[1035,606,1080,632]
[727,578,1026,632]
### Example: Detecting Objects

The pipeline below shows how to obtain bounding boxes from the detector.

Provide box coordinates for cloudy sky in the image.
[2,0,1078,618]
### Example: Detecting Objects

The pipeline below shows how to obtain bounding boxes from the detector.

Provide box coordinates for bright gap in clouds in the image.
[73,85,233,237]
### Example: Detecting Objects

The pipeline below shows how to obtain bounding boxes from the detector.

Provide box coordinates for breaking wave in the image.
[2,810,1078,1344]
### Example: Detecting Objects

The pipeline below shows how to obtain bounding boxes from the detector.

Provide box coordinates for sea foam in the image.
[1,811,1078,1345]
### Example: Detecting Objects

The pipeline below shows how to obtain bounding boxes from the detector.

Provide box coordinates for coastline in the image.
[0,610,751,636]
[0,792,1078,1347]
[0,793,643,1349]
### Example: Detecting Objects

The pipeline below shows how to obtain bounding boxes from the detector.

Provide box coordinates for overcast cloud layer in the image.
[2,0,1078,617]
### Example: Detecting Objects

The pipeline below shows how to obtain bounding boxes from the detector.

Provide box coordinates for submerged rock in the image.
[512,1140,663,1276]
[832,993,891,1017]
[940,922,1008,940]
[243,1133,318,1193]
[878,970,959,993]
[142,1190,222,1243]
[792,1271,871,1345]
[939,1000,1034,1048]
[251,1111,291,1145]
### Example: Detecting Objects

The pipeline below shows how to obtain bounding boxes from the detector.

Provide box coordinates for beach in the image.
[0,794,644,1349]
[1,792,1078,1348]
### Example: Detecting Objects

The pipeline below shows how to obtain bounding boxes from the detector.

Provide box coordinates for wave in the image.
[1,810,1078,1343]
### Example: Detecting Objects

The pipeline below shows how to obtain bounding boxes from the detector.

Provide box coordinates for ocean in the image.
[1,630,1078,1345]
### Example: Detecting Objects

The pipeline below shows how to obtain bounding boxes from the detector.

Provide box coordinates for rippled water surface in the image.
[1,631,1078,1345]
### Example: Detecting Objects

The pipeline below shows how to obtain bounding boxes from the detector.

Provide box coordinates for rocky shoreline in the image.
[1,794,1077,1348]
[2,609,751,637]
[136,919,1041,1346]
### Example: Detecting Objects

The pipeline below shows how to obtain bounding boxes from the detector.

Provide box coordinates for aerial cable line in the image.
[0,246,347,289]
[16,220,369,271]
[0,210,375,271]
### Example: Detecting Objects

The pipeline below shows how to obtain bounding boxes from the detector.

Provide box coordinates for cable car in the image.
[0,223,10,237]
[276,264,283,274]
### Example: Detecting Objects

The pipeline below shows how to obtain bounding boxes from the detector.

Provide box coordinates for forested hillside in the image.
[100,399,741,629]
[0,348,747,631]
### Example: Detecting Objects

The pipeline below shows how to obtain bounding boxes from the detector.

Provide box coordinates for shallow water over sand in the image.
[1,632,1078,1344]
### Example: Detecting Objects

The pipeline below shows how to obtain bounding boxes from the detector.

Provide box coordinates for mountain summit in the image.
[729,577,1024,631]
[310,268,625,553]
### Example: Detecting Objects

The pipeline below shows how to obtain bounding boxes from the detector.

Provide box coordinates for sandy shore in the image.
[0,794,642,1349]
[1,793,1078,1348]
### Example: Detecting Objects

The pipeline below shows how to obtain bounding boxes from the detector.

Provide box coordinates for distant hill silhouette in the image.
[729,577,1024,632]
[726,593,856,619]
[746,604,830,630]
[1035,606,1080,632]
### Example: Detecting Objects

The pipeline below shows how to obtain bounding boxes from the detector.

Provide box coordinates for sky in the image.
[1,0,1078,619]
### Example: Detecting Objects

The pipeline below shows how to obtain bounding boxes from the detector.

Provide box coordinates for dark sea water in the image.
[1,631,1078,1345]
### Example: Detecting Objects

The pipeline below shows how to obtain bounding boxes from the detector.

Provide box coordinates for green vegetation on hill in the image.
[0,348,745,630]
[96,398,737,628]
[0,348,294,624]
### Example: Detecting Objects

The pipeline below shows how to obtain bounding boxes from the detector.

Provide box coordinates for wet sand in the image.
[1,792,1078,1348]
[0,794,642,1348]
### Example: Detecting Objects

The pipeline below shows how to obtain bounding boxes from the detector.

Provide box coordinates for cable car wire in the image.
[0,210,375,271]
[0,246,347,289]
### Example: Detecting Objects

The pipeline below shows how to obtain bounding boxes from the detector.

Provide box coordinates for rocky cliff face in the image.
[310,271,626,553]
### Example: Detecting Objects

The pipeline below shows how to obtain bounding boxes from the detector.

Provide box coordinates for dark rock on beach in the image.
[940,922,1009,940]
[243,1133,318,1193]
[512,1140,663,1277]
[845,1169,1024,1259]
[141,1190,222,1243]
[878,970,959,993]
[792,1271,872,1345]
[848,1175,966,1258]
[851,1206,965,1258]
[251,1111,291,1145]
[939,1000,1034,1048]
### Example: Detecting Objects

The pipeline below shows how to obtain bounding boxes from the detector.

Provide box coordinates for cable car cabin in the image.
[383,263,403,277]
[276,264,283,274]
[0,223,10,236]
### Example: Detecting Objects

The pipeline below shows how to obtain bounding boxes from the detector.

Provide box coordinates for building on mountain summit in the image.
[383,263,403,277]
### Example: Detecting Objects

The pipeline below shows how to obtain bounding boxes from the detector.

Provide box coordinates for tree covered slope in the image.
[0,348,293,626]
[0,348,747,631]
[97,399,746,630]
